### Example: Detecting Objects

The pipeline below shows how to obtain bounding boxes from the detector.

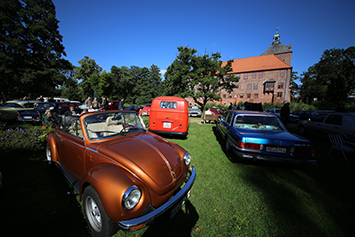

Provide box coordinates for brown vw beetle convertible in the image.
[45,110,195,236]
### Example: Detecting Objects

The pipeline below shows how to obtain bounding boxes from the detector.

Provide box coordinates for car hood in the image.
[96,133,183,195]
[236,128,312,145]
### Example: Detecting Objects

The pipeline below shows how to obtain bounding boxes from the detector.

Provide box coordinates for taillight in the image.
[237,141,261,150]
[293,147,314,154]
[152,121,155,127]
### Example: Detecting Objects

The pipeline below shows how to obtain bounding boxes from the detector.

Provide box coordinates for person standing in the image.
[92,97,99,109]
[85,96,92,109]
[118,98,124,110]
[280,102,290,126]
[102,96,108,110]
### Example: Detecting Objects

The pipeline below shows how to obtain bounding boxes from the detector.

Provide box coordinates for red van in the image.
[149,96,189,136]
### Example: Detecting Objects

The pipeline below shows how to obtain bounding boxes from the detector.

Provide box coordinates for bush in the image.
[0,123,53,153]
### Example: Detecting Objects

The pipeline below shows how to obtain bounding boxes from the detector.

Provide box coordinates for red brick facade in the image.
[186,31,293,106]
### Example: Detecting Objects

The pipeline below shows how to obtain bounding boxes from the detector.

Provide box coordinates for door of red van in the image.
[149,97,189,136]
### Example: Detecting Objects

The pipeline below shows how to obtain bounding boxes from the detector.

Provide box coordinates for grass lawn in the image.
[0,121,354,236]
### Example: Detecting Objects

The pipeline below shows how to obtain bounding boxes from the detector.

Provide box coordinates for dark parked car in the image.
[45,110,195,236]
[292,111,319,121]
[217,110,316,164]
[17,102,81,123]
[17,102,55,123]
[124,104,142,113]
[298,112,355,144]
[0,100,39,121]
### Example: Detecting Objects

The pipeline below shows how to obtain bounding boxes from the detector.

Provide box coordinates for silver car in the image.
[188,105,202,117]
[298,112,355,144]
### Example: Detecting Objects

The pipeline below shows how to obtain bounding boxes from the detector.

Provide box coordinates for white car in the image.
[264,108,281,118]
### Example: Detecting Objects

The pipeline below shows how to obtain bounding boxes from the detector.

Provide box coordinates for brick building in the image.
[187,29,293,106]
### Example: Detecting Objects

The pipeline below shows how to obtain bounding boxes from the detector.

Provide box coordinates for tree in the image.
[300,47,355,106]
[74,56,102,101]
[0,0,72,100]
[164,46,239,111]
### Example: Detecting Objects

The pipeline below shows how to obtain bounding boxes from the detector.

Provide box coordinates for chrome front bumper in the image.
[118,166,196,231]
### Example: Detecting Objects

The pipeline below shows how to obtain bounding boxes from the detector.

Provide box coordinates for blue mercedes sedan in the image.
[216,111,316,164]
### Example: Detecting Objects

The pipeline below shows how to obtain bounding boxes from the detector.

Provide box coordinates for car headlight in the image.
[122,186,141,210]
[183,152,191,166]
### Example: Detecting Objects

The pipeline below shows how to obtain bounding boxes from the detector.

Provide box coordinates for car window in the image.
[23,103,35,108]
[234,115,284,130]
[312,114,327,122]
[160,101,177,109]
[225,112,233,125]
[325,115,342,126]
[4,103,22,108]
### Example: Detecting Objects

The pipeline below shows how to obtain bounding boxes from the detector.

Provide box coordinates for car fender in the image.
[45,131,59,163]
[80,164,151,223]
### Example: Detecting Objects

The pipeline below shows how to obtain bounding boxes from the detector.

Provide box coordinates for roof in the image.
[222,54,292,74]
[261,41,293,56]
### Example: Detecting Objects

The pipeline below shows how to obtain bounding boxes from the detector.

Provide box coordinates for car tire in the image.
[45,143,52,165]
[299,126,306,135]
[83,185,118,237]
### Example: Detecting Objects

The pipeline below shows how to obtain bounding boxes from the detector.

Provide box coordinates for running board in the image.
[55,162,81,193]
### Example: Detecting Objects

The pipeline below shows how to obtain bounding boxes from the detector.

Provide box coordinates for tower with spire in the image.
[261,27,293,65]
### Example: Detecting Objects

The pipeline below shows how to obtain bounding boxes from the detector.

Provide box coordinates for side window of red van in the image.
[160,101,177,109]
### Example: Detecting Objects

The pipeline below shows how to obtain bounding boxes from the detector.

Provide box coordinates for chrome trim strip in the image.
[118,166,196,230]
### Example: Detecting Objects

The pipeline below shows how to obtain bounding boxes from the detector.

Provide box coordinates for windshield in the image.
[84,112,145,140]
[234,115,285,130]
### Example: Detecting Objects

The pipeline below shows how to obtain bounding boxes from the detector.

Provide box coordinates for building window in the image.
[280,70,284,77]
[252,72,256,79]
[228,93,232,98]
[244,73,248,79]
[277,92,282,98]
[265,82,274,89]
[236,83,239,89]
[254,93,258,98]
[253,83,258,90]
[247,93,251,98]
[278,83,284,89]
[240,94,244,98]
[259,72,263,78]
[223,94,226,98]
[248,84,252,90]
[234,93,238,98]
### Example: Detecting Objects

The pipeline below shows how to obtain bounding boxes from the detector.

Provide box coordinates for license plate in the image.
[266,147,286,153]
[142,111,147,115]
[169,191,190,219]
[163,122,171,128]
[24,116,32,119]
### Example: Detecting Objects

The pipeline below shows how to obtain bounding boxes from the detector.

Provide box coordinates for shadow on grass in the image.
[0,147,199,237]
[211,124,355,236]
[0,149,91,236]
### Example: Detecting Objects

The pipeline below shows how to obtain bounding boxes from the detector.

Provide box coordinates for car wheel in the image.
[45,143,52,165]
[299,126,306,135]
[83,186,118,237]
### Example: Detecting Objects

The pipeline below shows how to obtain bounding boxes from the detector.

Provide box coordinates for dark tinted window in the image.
[225,112,233,125]
[325,115,342,126]
[312,114,327,122]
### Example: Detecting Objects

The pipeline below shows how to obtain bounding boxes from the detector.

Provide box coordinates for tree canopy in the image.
[300,47,355,106]
[0,0,72,100]
[163,46,239,111]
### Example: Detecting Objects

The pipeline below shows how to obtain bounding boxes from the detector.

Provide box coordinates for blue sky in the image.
[53,0,355,78]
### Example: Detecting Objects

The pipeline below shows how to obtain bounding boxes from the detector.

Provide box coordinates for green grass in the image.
[0,122,354,236]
